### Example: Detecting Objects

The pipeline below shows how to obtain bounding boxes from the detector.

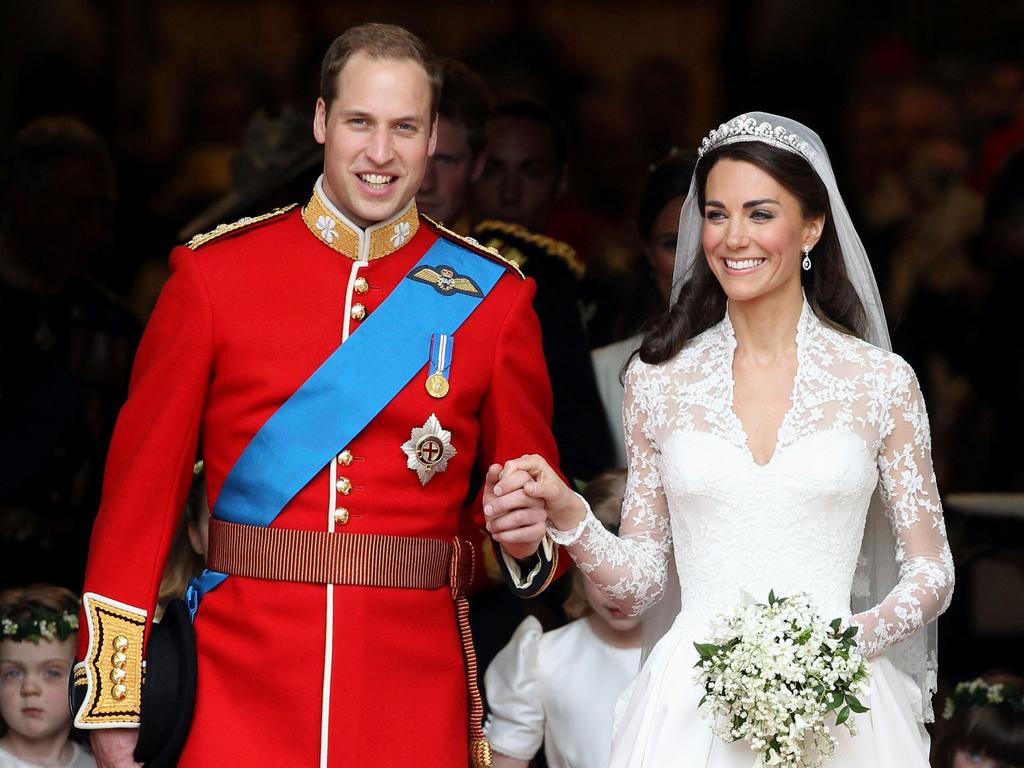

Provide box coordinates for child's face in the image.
[583,577,642,632]
[0,637,75,741]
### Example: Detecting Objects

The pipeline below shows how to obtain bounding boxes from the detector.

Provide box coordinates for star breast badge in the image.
[407,264,483,297]
[401,414,457,485]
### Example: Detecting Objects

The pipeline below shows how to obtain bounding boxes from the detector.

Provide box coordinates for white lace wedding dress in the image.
[550,301,954,767]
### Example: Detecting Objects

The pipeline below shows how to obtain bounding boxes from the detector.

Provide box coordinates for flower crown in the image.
[943,678,1024,720]
[698,114,820,164]
[1,603,79,643]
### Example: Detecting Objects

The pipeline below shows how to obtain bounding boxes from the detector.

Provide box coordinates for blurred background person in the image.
[471,97,613,484]
[591,149,695,467]
[0,117,139,591]
[416,58,492,233]
[471,98,568,236]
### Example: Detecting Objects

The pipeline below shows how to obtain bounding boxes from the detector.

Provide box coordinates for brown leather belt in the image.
[206,518,462,591]
[205,517,491,766]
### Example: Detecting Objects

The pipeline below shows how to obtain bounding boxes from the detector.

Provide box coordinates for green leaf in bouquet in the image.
[698,693,707,708]
[768,589,777,605]
[830,617,842,633]
[694,642,719,660]
[828,690,844,709]
[835,705,851,726]
[842,626,858,640]
[845,694,869,713]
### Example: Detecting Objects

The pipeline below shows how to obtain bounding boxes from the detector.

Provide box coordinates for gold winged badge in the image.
[407,265,483,297]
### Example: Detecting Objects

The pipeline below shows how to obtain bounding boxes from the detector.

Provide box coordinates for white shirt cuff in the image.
[500,533,555,589]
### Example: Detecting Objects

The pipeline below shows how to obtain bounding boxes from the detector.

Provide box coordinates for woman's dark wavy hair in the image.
[638,141,867,365]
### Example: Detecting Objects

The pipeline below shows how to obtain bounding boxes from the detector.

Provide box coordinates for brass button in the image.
[336,476,352,495]
[334,507,350,525]
[111,652,127,668]
[350,303,366,321]
[112,683,127,701]
[354,276,369,294]
[337,449,353,466]
[110,668,127,684]
[113,636,129,652]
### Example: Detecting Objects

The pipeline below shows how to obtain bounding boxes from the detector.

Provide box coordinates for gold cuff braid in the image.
[73,593,146,728]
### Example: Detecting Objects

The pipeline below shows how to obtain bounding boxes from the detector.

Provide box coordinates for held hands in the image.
[91,728,143,768]
[483,454,587,558]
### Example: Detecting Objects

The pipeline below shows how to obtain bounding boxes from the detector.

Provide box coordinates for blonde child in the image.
[0,585,95,768]
[485,470,642,768]
[156,460,209,619]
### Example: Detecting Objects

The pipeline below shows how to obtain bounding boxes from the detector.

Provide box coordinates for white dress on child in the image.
[0,742,96,768]
[485,616,641,768]
[550,301,954,767]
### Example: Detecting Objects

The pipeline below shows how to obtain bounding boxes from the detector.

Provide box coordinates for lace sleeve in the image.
[548,362,673,617]
[848,358,954,657]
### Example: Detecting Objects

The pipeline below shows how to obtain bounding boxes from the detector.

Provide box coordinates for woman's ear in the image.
[804,213,825,250]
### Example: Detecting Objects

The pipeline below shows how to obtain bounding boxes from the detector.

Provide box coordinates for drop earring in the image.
[801,244,812,271]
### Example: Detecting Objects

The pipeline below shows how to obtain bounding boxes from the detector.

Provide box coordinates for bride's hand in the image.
[487,454,587,533]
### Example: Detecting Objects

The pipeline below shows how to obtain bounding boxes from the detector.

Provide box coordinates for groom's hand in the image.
[483,463,547,560]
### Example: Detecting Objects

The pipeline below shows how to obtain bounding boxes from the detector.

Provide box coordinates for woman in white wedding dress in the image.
[483,113,955,767]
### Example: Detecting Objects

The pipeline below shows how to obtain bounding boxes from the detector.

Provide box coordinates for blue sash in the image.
[186,237,505,615]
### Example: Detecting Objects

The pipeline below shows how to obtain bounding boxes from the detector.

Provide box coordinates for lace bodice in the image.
[552,302,954,658]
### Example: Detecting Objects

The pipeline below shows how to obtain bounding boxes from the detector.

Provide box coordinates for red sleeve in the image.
[464,275,570,593]
[77,245,213,657]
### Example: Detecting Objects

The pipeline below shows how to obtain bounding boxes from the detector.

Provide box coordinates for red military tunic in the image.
[73,182,560,766]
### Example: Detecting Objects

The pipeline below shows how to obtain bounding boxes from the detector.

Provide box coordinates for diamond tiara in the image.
[698,114,820,164]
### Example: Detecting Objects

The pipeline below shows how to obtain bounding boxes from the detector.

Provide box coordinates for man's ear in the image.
[313,98,328,145]
[557,163,569,199]
[470,151,487,183]
[427,116,438,156]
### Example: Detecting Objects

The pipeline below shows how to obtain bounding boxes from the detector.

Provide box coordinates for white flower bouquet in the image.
[693,591,870,767]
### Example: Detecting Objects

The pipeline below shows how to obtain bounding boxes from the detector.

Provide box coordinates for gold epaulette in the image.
[185,204,297,250]
[421,215,524,279]
[473,219,585,279]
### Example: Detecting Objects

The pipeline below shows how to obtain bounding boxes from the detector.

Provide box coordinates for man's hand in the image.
[483,454,588,557]
[91,728,142,768]
[483,462,547,560]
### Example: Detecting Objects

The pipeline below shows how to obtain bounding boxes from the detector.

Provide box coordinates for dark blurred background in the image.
[1,0,1022,716]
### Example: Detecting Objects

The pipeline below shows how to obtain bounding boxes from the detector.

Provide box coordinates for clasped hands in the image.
[482,454,587,559]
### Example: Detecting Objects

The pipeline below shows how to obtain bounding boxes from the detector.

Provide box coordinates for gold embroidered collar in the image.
[301,177,420,261]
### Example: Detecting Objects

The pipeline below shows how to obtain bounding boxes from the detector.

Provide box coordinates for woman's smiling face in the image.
[701,158,822,305]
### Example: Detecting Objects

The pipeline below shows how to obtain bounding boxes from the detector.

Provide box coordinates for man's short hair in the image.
[490,98,569,168]
[438,58,492,157]
[320,23,442,117]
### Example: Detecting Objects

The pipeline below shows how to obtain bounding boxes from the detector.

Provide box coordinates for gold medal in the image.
[425,333,452,399]
[426,372,449,398]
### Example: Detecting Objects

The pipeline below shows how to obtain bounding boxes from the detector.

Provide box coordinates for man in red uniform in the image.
[74,23,560,768]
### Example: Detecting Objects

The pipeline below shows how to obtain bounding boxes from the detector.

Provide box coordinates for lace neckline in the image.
[718,298,815,467]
